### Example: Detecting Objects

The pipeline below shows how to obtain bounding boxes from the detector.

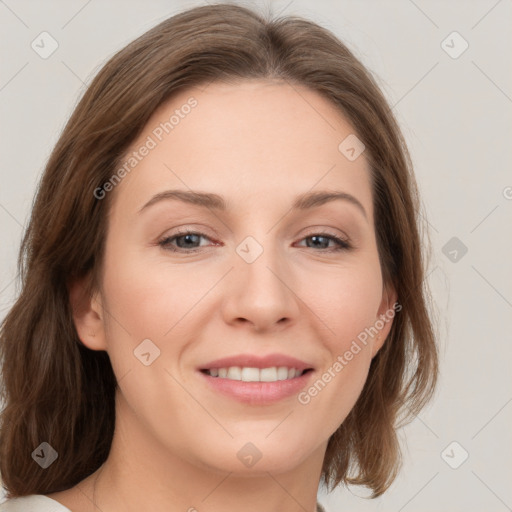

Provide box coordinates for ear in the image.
[371,282,399,358]
[68,274,107,351]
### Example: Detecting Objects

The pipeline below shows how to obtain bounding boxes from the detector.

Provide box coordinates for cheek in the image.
[303,260,383,345]
[298,270,380,433]
[101,248,203,341]
[298,261,382,408]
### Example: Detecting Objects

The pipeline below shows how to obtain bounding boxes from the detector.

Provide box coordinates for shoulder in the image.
[0,495,72,512]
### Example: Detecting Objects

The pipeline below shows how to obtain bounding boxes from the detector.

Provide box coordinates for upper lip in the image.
[199,353,314,372]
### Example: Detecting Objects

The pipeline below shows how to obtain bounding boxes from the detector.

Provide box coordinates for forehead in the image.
[110,79,373,219]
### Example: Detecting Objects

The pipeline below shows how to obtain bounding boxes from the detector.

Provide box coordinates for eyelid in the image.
[300,226,349,240]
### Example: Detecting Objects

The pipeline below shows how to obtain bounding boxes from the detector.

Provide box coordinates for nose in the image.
[221,242,300,332]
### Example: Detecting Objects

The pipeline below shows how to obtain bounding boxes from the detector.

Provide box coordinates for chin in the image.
[195,440,313,476]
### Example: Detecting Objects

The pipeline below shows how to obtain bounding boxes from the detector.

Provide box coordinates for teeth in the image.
[227,367,242,380]
[241,367,259,382]
[260,367,277,382]
[205,366,304,382]
[277,367,289,380]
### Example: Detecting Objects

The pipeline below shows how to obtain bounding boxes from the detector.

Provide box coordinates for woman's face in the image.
[76,79,396,476]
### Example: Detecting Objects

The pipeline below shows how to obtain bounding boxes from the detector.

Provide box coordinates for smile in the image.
[202,366,310,382]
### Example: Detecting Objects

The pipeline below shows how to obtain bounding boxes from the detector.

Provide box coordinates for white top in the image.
[0,494,328,511]
[0,495,71,512]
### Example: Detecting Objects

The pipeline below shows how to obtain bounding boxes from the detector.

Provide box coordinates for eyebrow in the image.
[138,189,368,220]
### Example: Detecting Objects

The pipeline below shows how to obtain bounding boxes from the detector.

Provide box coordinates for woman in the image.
[0,3,438,511]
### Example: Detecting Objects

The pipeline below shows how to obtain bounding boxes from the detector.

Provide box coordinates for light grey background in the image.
[1,1,511,511]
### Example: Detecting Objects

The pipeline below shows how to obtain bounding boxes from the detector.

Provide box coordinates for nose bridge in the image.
[236,233,288,297]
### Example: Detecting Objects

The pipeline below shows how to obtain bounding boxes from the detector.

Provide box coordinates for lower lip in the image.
[198,370,314,405]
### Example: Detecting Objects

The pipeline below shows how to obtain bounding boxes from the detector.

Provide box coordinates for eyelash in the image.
[157,229,352,253]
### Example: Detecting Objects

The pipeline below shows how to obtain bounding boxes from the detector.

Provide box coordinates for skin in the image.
[47,79,396,512]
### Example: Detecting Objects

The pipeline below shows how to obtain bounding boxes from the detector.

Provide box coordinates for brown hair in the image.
[0,2,438,499]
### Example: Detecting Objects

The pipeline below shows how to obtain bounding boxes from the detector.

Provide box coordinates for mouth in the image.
[197,353,315,404]
[198,366,315,405]
[200,366,314,382]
